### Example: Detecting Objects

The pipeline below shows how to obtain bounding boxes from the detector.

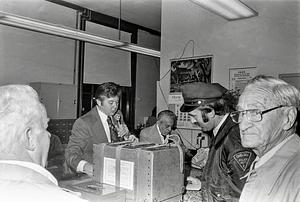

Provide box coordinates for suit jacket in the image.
[140,124,163,144]
[140,124,185,148]
[239,134,300,202]
[0,161,86,202]
[65,107,124,172]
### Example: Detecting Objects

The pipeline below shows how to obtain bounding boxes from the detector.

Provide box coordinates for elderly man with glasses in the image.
[180,82,256,202]
[231,75,300,202]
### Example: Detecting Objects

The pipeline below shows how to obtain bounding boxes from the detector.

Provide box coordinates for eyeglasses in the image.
[230,105,285,124]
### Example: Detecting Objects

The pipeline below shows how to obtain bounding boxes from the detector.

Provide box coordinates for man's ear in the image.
[25,128,35,151]
[95,99,102,106]
[207,108,215,119]
[283,107,297,131]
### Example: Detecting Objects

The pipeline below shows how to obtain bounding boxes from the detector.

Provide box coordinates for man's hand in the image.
[116,123,129,138]
[83,162,94,177]
[124,134,139,142]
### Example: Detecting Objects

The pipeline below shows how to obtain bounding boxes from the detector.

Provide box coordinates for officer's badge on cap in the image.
[180,82,227,112]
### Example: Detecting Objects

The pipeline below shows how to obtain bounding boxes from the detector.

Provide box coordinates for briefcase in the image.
[93,142,184,202]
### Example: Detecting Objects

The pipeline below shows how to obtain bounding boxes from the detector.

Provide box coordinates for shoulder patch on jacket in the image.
[233,151,252,171]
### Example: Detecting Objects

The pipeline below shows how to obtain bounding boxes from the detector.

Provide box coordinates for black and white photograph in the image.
[0,0,299,202]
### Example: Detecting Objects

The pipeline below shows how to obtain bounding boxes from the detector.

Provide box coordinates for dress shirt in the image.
[213,113,229,137]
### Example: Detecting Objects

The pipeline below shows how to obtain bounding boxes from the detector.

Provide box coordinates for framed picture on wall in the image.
[170,55,213,93]
[169,55,212,130]
[229,67,257,93]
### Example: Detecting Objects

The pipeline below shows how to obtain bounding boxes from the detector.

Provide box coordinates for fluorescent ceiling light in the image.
[0,11,160,58]
[191,0,258,20]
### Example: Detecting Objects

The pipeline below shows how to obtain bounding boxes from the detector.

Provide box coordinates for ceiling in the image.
[63,0,162,32]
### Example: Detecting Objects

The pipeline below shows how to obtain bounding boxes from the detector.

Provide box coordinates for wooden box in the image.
[93,142,184,202]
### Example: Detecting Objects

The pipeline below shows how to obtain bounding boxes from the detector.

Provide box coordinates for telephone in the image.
[168,92,201,130]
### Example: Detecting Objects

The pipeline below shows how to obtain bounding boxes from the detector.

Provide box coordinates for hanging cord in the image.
[177,39,195,59]
[160,40,195,82]
[158,40,195,105]
[175,128,200,150]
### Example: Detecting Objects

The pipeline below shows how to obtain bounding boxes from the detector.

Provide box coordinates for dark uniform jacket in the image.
[201,115,256,202]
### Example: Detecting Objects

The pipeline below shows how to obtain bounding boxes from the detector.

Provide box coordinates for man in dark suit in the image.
[140,110,177,144]
[65,82,135,177]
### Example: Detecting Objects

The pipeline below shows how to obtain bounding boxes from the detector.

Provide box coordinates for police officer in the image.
[180,82,256,202]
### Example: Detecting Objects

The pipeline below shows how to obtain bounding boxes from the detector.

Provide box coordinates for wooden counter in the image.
[59,176,126,202]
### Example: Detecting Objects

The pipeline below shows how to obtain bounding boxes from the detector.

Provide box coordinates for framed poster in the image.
[229,67,257,93]
[170,55,213,93]
[169,55,212,129]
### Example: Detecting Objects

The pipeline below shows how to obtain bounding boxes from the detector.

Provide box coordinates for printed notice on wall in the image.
[168,92,184,105]
[229,67,257,93]
[120,160,134,190]
[103,157,116,186]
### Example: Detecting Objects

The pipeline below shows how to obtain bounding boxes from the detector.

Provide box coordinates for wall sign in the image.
[229,67,257,93]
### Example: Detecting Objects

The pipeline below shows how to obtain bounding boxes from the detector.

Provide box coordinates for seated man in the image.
[140,110,179,145]
[140,110,195,163]
[0,85,86,202]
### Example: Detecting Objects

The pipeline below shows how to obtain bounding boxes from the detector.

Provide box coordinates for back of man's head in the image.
[0,85,49,164]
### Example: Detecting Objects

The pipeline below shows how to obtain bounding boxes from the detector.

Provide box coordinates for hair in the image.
[95,82,121,101]
[246,75,300,108]
[245,75,300,131]
[157,110,177,130]
[205,90,239,115]
[158,110,176,122]
[0,85,48,153]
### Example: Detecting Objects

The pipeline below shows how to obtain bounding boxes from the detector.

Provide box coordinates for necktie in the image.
[107,117,119,142]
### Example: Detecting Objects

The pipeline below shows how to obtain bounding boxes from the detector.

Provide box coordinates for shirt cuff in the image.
[77,160,88,172]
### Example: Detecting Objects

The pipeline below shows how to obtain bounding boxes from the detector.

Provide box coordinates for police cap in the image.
[180,82,227,112]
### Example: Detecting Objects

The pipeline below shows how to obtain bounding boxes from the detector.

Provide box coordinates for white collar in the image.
[97,106,108,120]
[156,123,169,144]
[0,160,58,185]
[156,123,161,135]
[213,113,229,137]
